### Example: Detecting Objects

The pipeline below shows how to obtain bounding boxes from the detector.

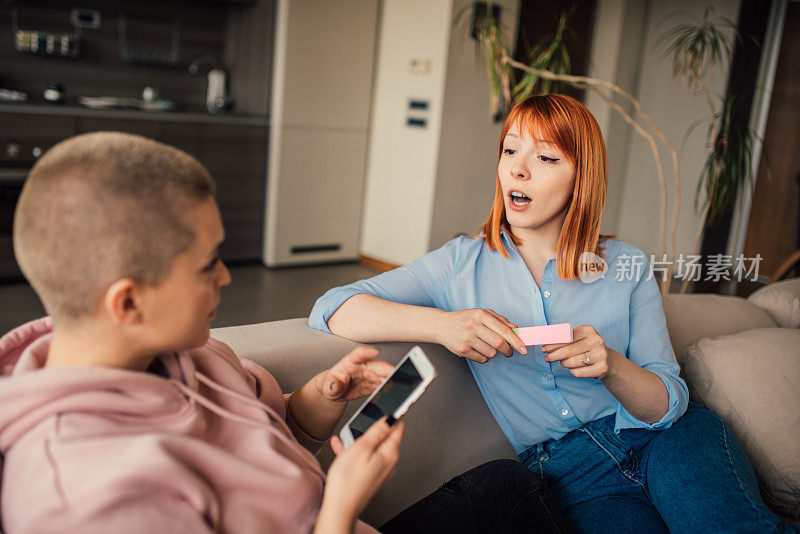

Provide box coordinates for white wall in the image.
[606,0,741,257]
[359,0,454,265]
[584,0,649,236]
[428,0,520,250]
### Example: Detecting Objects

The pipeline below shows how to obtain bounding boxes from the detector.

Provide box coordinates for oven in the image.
[0,139,46,280]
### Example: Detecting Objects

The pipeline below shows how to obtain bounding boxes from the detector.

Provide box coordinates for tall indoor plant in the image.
[657,5,759,292]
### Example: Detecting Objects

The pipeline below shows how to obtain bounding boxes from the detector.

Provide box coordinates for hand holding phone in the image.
[320,418,405,524]
[316,346,395,403]
[339,346,435,447]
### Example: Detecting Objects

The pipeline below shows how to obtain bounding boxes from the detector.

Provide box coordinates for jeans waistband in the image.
[518,412,617,464]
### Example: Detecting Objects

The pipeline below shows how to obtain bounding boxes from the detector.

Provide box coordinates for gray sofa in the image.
[211,280,800,526]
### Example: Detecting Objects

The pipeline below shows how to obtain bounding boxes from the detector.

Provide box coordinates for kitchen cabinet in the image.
[198,122,266,261]
[1,109,268,270]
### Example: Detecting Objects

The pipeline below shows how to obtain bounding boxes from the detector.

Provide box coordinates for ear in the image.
[103,279,144,325]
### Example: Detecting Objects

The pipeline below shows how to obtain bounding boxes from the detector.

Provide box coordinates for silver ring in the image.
[582,356,591,366]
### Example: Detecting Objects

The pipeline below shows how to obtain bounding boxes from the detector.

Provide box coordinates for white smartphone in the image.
[339,346,436,448]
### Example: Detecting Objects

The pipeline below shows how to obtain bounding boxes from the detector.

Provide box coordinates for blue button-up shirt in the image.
[309,232,689,453]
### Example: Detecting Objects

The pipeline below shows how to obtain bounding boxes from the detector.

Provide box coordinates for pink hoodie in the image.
[0,318,377,534]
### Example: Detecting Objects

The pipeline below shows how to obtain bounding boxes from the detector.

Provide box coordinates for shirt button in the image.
[544,375,549,381]
[543,290,551,298]
[561,409,569,416]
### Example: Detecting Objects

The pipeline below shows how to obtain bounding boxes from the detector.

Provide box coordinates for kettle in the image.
[189,55,227,113]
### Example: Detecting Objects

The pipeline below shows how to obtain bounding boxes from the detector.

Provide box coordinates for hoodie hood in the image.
[0,318,191,452]
[0,317,322,473]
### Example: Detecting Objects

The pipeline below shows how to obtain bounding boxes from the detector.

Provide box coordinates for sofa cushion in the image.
[682,327,800,519]
[211,319,517,526]
[747,278,800,328]
[662,294,776,364]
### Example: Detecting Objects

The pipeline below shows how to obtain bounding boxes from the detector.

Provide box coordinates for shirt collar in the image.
[499,223,513,242]
[500,224,557,264]
[499,224,516,250]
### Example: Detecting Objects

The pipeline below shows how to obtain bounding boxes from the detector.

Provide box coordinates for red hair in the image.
[477,94,613,280]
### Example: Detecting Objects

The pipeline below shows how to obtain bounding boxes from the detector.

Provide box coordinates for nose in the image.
[218,261,232,288]
[510,161,529,180]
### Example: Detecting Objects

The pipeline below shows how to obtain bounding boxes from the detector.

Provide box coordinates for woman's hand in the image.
[435,308,528,363]
[289,347,394,442]
[542,324,619,379]
[543,325,671,424]
[315,418,405,533]
[316,346,395,403]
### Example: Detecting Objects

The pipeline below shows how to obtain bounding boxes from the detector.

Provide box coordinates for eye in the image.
[202,256,220,272]
[503,148,516,155]
[539,155,559,163]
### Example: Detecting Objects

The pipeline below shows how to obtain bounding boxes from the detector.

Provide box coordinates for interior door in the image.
[742,2,800,279]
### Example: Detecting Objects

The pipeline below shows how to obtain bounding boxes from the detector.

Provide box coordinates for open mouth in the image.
[509,190,532,207]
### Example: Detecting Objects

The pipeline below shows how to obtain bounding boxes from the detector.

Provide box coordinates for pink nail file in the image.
[512,323,572,346]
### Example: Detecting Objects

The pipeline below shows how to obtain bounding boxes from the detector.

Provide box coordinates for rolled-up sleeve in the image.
[308,237,465,333]
[614,253,689,432]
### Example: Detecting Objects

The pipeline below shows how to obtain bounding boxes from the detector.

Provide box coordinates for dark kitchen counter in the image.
[0,102,269,127]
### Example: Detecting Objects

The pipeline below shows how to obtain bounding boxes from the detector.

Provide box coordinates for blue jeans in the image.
[519,403,798,533]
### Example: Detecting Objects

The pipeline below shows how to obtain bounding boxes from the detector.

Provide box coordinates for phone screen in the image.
[349,357,424,439]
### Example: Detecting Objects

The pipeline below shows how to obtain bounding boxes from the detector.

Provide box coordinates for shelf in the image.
[0,103,269,127]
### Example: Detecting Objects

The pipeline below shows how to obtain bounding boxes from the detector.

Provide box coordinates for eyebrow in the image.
[504,133,557,146]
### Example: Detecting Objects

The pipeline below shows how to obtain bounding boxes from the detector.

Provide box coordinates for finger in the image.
[471,336,499,360]
[368,421,405,488]
[569,365,602,379]
[571,325,596,342]
[325,347,383,398]
[541,342,568,353]
[483,315,528,355]
[559,353,592,369]
[354,417,393,451]
[320,370,349,400]
[544,339,593,363]
[365,360,395,378]
[351,365,393,398]
[343,345,381,364]
[542,326,593,353]
[485,309,518,328]
[477,325,514,357]
[379,418,405,453]
[462,348,489,364]
[331,435,344,455]
[376,419,404,462]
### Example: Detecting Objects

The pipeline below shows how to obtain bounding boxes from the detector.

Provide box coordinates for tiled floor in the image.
[0,262,380,337]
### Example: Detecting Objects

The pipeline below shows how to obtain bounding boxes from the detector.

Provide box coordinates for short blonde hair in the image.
[478,94,612,279]
[14,132,216,321]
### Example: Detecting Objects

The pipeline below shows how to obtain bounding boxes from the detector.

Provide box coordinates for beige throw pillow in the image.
[748,278,800,328]
[682,328,800,519]
[662,294,775,364]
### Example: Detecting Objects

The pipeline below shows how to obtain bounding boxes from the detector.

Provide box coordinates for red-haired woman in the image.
[310,95,795,533]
